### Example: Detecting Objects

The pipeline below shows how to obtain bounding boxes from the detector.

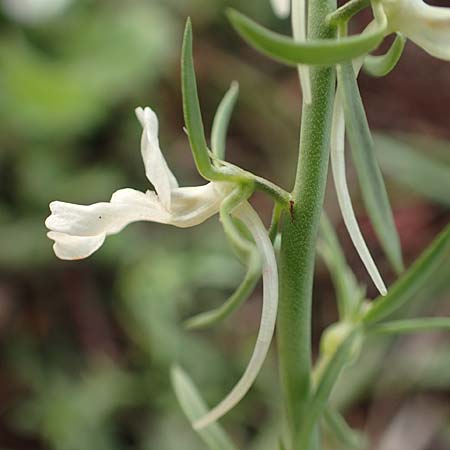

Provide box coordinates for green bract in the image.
[182,20,291,207]
[227,8,387,66]
[182,20,244,183]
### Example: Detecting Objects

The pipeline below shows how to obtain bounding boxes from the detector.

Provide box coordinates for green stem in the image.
[277,1,336,449]
[326,0,369,27]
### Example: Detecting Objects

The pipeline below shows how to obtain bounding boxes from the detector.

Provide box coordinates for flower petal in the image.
[169,182,231,228]
[384,0,450,60]
[330,91,387,296]
[193,201,278,429]
[46,189,169,237]
[135,106,178,210]
[47,231,105,260]
[45,184,230,259]
[270,0,290,19]
[45,188,173,259]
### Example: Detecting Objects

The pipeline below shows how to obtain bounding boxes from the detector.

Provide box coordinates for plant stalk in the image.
[277,0,336,449]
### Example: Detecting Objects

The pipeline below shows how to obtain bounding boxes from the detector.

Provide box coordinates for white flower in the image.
[1,0,72,25]
[46,107,232,260]
[382,0,450,60]
[270,0,290,19]
[46,106,279,430]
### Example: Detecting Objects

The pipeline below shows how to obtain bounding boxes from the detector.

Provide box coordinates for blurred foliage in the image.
[0,1,449,450]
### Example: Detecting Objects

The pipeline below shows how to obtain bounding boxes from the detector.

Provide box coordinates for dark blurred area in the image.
[0,1,449,449]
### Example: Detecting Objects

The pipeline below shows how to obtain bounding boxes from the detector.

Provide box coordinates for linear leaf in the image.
[363,223,450,324]
[171,366,240,450]
[297,330,360,449]
[338,62,403,273]
[369,318,450,335]
[181,19,216,180]
[227,9,386,66]
[182,19,243,183]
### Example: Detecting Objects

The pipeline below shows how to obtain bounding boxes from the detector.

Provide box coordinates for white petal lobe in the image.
[135,106,178,211]
[193,201,278,429]
[330,91,387,296]
[45,189,172,259]
[169,183,230,228]
[47,232,105,260]
[46,189,169,237]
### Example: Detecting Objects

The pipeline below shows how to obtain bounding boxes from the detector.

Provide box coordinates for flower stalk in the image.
[277,1,336,448]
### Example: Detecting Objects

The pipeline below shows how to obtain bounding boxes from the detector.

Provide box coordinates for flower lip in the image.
[45,107,234,260]
[47,231,106,260]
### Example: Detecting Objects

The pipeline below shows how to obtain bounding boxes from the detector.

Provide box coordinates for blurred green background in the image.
[0,1,449,449]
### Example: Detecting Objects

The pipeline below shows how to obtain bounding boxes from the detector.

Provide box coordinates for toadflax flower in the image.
[46,105,279,430]
[46,107,233,260]
[381,0,450,60]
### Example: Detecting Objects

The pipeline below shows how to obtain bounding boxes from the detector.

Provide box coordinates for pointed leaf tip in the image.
[181,15,219,181]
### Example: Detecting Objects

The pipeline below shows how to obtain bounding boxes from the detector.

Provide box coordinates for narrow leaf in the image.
[369,318,450,335]
[364,33,406,77]
[338,62,404,273]
[330,94,387,295]
[181,19,214,179]
[363,223,450,324]
[171,366,240,450]
[227,9,386,66]
[211,82,239,161]
[182,19,237,183]
[297,330,360,449]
